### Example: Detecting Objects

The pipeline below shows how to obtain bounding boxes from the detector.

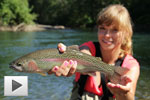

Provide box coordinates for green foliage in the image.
[0,0,149,29]
[28,0,70,25]
[0,0,37,26]
[29,0,104,27]
[29,0,134,28]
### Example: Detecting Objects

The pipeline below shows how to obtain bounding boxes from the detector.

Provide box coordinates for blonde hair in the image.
[97,4,133,57]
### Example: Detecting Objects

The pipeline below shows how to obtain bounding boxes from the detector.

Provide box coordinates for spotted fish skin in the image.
[9,45,128,83]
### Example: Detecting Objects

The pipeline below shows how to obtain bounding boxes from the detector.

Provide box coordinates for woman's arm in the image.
[107,65,140,100]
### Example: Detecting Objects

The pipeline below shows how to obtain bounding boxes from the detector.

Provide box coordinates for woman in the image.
[48,4,140,100]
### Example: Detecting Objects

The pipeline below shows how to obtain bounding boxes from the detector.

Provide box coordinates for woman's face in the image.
[98,24,123,51]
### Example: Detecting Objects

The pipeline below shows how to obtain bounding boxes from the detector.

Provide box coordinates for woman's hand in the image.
[107,76,132,94]
[48,43,77,77]
[107,66,140,100]
[107,76,133,100]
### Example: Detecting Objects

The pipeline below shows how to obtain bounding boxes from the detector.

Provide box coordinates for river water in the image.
[0,29,150,100]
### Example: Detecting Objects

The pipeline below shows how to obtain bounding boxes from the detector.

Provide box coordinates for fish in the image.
[9,45,128,83]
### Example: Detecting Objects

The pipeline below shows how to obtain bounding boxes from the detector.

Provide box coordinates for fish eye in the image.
[17,63,22,66]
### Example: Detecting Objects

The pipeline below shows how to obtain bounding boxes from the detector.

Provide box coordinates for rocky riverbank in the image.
[0,23,65,32]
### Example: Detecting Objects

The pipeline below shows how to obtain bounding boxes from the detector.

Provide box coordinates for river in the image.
[0,29,150,100]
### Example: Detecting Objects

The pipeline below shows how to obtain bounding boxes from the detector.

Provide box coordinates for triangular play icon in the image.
[12,80,22,92]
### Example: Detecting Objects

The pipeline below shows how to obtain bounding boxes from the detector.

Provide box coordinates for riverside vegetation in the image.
[0,0,150,31]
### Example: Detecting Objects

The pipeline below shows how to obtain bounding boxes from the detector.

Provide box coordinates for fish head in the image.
[9,57,38,73]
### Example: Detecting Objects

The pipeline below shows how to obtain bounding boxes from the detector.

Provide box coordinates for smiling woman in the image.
[97,4,133,58]
[50,4,140,100]
[98,25,122,52]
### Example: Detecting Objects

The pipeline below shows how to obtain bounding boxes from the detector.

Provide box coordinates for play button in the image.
[12,80,22,92]
[4,76,28,96]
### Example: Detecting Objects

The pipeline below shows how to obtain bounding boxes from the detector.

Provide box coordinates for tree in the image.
[0,0,37,26]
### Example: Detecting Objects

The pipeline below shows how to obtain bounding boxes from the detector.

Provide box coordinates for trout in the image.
[9,45,128,83]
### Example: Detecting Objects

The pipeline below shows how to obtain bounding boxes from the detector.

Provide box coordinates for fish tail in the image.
[109,67,129,83]
[114,66,129,76]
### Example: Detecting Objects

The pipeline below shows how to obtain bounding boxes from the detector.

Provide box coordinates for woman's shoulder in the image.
[122,54,140,69]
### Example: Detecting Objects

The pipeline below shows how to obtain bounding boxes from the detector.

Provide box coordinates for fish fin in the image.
[95,57,102,61]
[67,45,79,51]
[36,69,47,76]
[83,71,96,76]
[38,72,47,76]
[88,72,96,76]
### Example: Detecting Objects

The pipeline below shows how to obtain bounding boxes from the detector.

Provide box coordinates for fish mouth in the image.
[9,65,23,72]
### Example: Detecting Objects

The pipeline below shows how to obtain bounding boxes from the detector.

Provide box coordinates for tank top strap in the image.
[93,42,102,57]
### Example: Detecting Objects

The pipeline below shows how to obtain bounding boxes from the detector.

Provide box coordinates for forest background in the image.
[0,0,150,32]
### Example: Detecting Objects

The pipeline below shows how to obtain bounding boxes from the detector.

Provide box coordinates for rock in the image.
[0,24,65,32]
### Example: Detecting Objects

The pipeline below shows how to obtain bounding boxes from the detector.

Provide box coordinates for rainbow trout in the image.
[9,45,128,83]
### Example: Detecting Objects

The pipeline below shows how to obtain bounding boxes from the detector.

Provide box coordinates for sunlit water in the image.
[0,29,149,100]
